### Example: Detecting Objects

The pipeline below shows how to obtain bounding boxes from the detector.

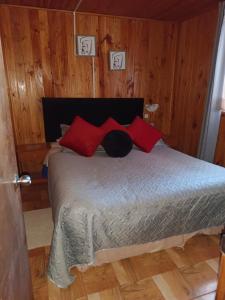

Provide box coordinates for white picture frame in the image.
[76,35,96,56]
[109,51,126,71]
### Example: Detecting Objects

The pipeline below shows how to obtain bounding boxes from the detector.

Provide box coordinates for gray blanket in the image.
[47,145,225,287]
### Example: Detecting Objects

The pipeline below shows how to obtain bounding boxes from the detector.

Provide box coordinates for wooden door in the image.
[216,234,225,300]
[0,37,32,298]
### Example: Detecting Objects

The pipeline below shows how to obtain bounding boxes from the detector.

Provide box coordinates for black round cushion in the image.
[102,130,133,157]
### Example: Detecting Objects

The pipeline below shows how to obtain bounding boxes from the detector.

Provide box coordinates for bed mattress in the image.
[47,144,225,287]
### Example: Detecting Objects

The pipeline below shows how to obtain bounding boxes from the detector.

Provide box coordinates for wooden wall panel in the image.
[96,16,177,134]
[214,113,225,167]
[0,5,178,145]
[168,9,219,156]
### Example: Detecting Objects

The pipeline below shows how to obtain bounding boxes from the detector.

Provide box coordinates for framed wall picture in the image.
[109,51,126,71]
[76,35,96,56]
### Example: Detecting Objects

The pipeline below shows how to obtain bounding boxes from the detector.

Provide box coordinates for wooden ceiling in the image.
[0,0,81,11]
[78,0,220,21]
[0,0,220,20]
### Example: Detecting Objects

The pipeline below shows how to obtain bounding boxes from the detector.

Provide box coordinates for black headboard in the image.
[42,98,144,142]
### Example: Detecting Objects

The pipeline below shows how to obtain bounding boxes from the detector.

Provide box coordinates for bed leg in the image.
[216,229,225,300]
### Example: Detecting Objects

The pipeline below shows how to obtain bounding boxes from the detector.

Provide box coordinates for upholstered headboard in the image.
[42,98,144,142]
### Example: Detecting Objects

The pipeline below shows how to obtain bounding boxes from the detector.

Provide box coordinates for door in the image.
[216,234,225,299]
[0,38,32,299]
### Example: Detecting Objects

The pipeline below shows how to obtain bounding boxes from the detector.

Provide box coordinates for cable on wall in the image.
[73,0,96,98]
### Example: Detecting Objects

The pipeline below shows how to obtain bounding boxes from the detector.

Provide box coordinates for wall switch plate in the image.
[144,113,149,119]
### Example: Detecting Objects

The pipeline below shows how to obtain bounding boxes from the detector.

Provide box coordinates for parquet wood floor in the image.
[29,234,220,300]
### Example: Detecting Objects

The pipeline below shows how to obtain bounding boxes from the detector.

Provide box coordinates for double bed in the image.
[42,98,225,288]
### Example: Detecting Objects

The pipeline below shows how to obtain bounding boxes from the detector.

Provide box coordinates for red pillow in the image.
[127,116,162,153]
[101,118,129,136]
[59,116,104,156]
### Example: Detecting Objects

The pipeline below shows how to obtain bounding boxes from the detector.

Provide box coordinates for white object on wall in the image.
[76,35,96,56]
[145,103,159,112]
[109,51,126,70]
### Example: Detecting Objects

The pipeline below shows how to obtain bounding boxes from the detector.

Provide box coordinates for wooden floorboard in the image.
[29,234,220,300]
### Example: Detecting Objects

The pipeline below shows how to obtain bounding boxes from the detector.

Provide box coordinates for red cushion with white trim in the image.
[127,116,162,153]
[59,116,104,156]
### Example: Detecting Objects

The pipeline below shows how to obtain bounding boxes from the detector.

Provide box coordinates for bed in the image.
[42,98,225,288]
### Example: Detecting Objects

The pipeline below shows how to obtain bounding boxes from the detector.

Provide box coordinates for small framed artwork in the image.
[76,35,96,56]
[109,51,126,71]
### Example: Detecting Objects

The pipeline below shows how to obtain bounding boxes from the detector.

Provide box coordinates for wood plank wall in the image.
[0,5,178,145]
[168,9,218,156]
[0,5,220,157]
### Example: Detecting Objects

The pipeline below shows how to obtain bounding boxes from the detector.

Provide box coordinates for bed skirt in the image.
[76,225,223,272]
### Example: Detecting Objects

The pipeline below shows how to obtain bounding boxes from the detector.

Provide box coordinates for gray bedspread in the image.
[48,145,225,287]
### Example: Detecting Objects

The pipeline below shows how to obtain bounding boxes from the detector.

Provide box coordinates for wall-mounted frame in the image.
[76,35,96,56]
[109,51,126,71]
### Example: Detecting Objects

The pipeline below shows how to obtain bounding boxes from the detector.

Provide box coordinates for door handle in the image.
[14,173,31,186]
